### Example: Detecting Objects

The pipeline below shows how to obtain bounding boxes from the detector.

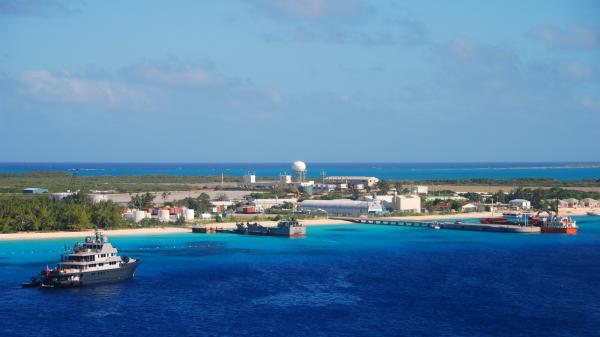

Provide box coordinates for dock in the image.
[331,217,541,233]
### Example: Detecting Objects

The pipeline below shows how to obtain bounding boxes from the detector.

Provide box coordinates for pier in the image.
[331,217,541,233]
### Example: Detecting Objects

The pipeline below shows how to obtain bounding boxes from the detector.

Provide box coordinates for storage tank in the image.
[133,210,148,223]
[158,209,171,222]
[184,209,195,221]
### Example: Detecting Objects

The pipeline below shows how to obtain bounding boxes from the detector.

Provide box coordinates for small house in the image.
[580,198,600,208]
[461,203,478,213]
[508,199,531,210]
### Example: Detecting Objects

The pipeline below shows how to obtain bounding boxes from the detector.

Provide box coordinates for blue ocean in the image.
[1,218,600,336]
[1,162,600,180]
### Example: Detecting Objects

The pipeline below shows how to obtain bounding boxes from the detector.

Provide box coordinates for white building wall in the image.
[251,198,297,209]
[300,199,384,215]
[243,174,256,186]
[392,195,421,213]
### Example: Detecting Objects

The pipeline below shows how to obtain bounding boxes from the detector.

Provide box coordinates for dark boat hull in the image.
[43,260,140,288]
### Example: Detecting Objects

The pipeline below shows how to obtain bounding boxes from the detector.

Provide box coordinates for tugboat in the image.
[538,212,578,234]
[22,229,139,288]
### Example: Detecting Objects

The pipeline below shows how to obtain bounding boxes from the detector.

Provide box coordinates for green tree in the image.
[377,180,391,195]
[128,192,155,209]
[92,201,126,229]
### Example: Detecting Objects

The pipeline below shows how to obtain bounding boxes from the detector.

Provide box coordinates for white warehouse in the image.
[251,198,298,210]
[299,199,384,215]
[508,199,531,210]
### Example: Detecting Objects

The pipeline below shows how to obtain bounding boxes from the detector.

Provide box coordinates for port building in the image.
[299,199,384,215]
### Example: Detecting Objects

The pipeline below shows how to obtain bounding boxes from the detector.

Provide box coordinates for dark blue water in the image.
[1,162,600,180]
[1,218,599,336]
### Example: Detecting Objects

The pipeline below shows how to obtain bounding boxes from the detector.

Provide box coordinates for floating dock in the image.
[332,217,541,233]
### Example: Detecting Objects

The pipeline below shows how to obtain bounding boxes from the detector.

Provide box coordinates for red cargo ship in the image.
[480,212,577,234]
[538,214,578,234]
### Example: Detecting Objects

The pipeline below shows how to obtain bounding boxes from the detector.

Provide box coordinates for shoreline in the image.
[0,219,353,241]
[1,208,595,241]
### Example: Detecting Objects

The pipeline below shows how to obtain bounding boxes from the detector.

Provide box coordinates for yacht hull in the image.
[43,260,140,288]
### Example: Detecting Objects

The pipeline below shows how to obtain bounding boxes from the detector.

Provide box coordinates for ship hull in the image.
[540,227,578,234]
[272,227,306,237]
[43,260,140,288]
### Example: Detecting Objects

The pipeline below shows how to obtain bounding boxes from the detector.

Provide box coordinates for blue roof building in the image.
[22,188,49,194]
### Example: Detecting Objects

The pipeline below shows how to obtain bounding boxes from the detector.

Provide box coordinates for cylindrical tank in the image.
[184,209,195,221]
[158,209,171,222]
[133,210,148,223]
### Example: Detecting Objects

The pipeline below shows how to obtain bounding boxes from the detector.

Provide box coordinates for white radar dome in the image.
[292,161,306,172]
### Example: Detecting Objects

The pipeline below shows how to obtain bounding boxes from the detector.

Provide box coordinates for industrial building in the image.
[250,198,298,210]
[323,176,379,188]
[299,199,384,215]
[365,194,421,213]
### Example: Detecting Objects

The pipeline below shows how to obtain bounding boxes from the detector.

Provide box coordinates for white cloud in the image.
[580,96,600,112]
[17,69,154,110]
[528,25,600,50]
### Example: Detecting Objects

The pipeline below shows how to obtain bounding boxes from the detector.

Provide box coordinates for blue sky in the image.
[1,0,599,162]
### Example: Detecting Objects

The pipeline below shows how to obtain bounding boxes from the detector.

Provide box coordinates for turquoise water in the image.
[1,162,600,180]
[1,217,600,336]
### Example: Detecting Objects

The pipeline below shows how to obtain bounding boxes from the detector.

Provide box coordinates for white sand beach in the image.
[0,219,353,241]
